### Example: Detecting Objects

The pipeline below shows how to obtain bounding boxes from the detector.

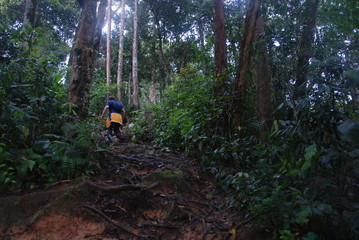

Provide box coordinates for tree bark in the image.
[180,43,188,70]
[197,18,207,74]
[232,0,260,129]
[253,13,272,133]
[116,0,127,102]
[21,0,39,52]
[149,39,157,104]
[293,0,320,99]
[23,0,39,27]
[67,0,104,120]
[212,0,230,135]
[157,31,169,78]
[213,0,228,97]
[149,68,157,104]
[132,0,139,109]
[94,0,107,58]
[106,0,112,95]
[150,11,169,79]
[128,74,132,105]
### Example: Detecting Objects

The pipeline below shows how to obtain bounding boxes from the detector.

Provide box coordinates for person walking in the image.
[100,96,126,142]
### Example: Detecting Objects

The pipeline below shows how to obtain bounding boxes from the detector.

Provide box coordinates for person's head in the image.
[108,96,116,101]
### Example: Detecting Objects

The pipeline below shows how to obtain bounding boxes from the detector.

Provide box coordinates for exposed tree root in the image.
[0,143,249,240]
[82,180,159,194]
[80,204,144,238]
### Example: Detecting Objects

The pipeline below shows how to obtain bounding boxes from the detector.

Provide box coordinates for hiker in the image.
[100,96,126,141]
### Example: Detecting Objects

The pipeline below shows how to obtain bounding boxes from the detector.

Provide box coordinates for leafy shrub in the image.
[152,65,220,156]
[212,97,359,239]
[0,37,102,191]
[48,121,101,179]
[127,110,154,143]
[0,121,102,193]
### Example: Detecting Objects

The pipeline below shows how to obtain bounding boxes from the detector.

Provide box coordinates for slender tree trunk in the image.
[151,12,169,78]
[106,0,112,95]
[67,0,105,120]
[213,0,228,97]
[116,0,126,102]
[180,43,188,70]
[213,0,230,134]
[149,39,157,104]
[157,32,169,78]
[128,74,132,105]
[293,0,320,99]
[23,0,39,27]
[232,0,260,129]
[149,68,157,104]
[21,0,39,52]
[198,19,205,52]
[94,0,107,57]
[197,18,207,74]
[254,13,272,134]
[132,0,139,109]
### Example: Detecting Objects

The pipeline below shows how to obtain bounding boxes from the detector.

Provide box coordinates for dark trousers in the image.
[108,122,121,139]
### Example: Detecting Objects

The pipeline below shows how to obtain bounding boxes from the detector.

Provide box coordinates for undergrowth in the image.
[127,66,359,239]
[0,47,103,193]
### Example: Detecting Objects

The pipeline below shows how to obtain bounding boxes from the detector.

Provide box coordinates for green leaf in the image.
[24,160,36,171]
[17,160,36,176]
[304,144,317,161]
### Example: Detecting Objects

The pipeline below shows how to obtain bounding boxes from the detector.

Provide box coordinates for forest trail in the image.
[0,142,267,240]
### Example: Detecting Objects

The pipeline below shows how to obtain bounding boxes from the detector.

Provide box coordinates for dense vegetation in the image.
[0,0,358,239]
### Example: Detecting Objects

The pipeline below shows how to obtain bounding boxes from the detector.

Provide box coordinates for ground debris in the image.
[0,143,247,240]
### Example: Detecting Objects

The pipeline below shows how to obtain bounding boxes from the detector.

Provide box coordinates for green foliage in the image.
[0,121,101,193]
[151,65,219,156]
[89,82,118,117]
[127,110,154,143]
[0,20,101,193]
[212,93,359,238]
[48,121,101,179]
[0,143,16,192]
[142,62,359,238]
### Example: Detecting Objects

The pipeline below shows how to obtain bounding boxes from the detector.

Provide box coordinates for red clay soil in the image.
[0,143,270,240]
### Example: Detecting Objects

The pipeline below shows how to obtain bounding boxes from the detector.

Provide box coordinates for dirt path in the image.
[0,143,263,240]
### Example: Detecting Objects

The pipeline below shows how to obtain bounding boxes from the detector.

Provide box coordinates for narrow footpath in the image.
[0,143,267,240]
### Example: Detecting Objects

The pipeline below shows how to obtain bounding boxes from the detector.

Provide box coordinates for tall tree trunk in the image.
[293,0,320,99]
[157,32,169,78]
[198,19,205,53]
[213,0,230,134]
[106,0,112,95]
[213,0,228,97]
[116,0,126,102]
[151,11,169,79]
[180,43,188,70]
[94,0,107,57]
[149,68,157,104]
[23,0,39,27]
[128,74,132,105]
[149,39,157,104]
[132,0,139,109]
[21,0,39,52]
[254,13,272,134]
[232,0,260,129]
[67,0,105,120]
[197,18,207,74]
